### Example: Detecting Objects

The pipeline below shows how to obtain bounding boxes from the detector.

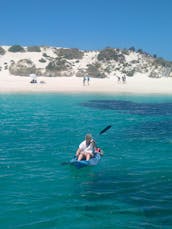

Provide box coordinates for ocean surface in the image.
[0,93,172,229]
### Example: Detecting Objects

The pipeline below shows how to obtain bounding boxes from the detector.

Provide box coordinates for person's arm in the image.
[75,148,81,157]
[90,139,96,149]
[85,140,96,152]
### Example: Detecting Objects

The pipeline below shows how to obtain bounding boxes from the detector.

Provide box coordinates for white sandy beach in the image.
[0,71,172,94]
[0,45,172,94]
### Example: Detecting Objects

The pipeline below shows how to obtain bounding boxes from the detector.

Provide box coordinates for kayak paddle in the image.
[99,125,112,135]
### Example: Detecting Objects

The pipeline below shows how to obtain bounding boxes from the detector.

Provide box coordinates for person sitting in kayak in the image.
[75,134,96,161]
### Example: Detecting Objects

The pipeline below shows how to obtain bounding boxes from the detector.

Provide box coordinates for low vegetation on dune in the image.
[0,45,172,78]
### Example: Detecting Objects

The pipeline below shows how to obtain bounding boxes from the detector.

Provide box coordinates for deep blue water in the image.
[0,93,172,229]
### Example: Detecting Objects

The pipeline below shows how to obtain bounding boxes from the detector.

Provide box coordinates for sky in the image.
[1,0,172,60]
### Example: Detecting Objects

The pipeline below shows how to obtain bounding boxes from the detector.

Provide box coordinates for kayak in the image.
[70,153,102,169]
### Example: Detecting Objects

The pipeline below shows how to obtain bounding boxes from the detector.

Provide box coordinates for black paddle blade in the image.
[99,125,112,135]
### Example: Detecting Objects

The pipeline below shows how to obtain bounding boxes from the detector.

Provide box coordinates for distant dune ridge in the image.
[0,45,172,94]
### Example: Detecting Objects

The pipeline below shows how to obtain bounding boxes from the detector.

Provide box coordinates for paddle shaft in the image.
[99,125,112,135]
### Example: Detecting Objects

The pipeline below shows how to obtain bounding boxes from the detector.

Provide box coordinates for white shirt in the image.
[79,140,94,153]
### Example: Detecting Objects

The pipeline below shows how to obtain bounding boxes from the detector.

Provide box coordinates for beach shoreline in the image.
[0,72,172,95]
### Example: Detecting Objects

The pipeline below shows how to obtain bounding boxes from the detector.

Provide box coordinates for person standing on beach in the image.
[122,74,126,84]
[83,76,86,86]
[116,76,121,83]
[87,76,90,85]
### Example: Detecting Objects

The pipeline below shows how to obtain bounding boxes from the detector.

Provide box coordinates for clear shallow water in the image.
[0,93,172,229]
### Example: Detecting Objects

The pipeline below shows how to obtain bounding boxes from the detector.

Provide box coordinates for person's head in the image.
[85,134,92,143]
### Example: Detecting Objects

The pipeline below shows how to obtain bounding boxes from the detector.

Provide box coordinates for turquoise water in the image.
[0,93,172,229]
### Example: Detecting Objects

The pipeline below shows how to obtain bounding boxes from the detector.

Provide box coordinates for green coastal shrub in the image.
[122,49,129,55]
[43,53,48,57]
[0,46,6,55]
[137,49,144,54]
[129,46,136,52]
[46,58,68,71]
[98,48,125,62]
[76,69,86,77]
[27,46,41,52]
[98,48,118,61]
[125,69,135,77]
[8,45,25,52]
[9,59,36,76]
[154,58,172,68]
[57,48,84,59]
[39,58,46,63]
[86,63,106,78]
